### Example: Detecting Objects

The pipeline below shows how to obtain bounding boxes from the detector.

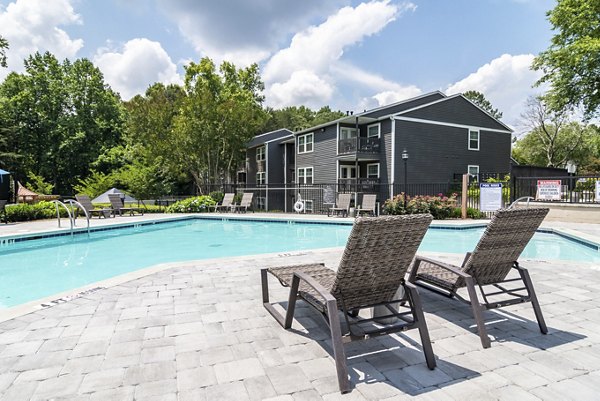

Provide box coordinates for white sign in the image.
[536,180,561,201]
[480,183,503,212]
[596,181,600,203]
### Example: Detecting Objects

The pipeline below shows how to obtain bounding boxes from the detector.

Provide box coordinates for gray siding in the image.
[296,125,338,184]
[267,142,285,184]
[363,93,446,118]
[246,147,260,186]
[402,96,509,131]
[393,120,511,183]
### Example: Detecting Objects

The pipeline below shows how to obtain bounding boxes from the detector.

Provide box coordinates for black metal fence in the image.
[512,176,600,204]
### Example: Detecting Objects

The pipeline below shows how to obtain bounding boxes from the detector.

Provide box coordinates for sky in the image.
[0,0,555,128]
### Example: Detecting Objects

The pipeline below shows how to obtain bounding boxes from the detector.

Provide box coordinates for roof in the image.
[247,129,294,148]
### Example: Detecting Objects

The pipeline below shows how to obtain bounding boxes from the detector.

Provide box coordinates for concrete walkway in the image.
[0,214,599,400]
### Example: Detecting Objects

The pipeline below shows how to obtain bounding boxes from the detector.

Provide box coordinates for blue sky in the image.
[0,0,555,127]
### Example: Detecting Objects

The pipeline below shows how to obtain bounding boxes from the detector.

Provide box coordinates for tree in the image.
[463,90,503,120]
[513,96,591,168]
[532,0,600,118]
[0,35,8,68]
[262,105,345,132]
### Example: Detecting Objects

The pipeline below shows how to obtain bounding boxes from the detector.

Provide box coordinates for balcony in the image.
[338,178,381,192]
[338,137,380,154]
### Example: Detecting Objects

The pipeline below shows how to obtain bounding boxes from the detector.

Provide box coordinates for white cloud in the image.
[0,0,83,80]
[157,0,347,66]
[446,54,543,126]
[94,38,182,100]
[263,1,416,108]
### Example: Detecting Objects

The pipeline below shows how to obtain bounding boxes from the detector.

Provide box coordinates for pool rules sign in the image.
[536,180,561,201]
[480,183,503,211]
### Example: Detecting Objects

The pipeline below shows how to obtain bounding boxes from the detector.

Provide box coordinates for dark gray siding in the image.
[246,147,259,186]
[402,96,509,131]
[266,142,285,184]
[362,93,446,118]
[296,124,338,184]
[378,119,392,185]
[393,120,511,183]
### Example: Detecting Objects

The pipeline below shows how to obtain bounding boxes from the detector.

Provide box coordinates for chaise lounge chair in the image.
[408,207,549,348]
[233,192,254,213]
[262,214,436,393]
[75,194,113,218]
[214,193,235,212]
[328,193,351,217]
[108,194,144,217]
[355,194,377,217]
[0,200,7,224]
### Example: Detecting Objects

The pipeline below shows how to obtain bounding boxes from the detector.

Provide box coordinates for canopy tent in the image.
[17,182,39,203]
[92,188,137,203]
[0,168,9,183]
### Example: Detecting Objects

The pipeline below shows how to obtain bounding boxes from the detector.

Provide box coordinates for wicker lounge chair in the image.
[108,194,144,216]
[233,192,254,213]
[408,207,549,348]
[262,214,436,393]
[75,194,112,218]
[355,194,377,217]
[214,193,235,212]
[328,193,351,217]
[0,200,7,224]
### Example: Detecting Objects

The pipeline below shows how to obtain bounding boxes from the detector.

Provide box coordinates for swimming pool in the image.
[0,217,598,309]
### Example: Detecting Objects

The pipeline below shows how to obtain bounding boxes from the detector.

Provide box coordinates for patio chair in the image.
[355,194,377,217]
[262,214,436,393]
[0,200,7,224]
[408,207,549,348]
[108,194,144,217]
[328,193,351,217]
[214,193,235,212]
[75,194,113,218]
[233,192,254,213]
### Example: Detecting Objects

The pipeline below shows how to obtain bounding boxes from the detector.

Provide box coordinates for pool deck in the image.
[0,214,600,400]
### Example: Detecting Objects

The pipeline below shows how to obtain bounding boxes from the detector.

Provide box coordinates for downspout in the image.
[355,116,359,209]
[390,116,396,199]
[283,143,287,213]
[266,144,269,211]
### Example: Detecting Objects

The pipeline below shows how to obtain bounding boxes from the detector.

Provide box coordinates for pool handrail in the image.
[52,200,74,236]
[508,196,534,209]
[64,199,90,236]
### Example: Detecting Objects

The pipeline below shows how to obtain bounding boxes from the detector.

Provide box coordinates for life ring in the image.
[294,200,305,213]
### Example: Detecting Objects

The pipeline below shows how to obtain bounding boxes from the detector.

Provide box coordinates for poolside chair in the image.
[355,194,377,217]
[214,193,235,212]
[234,192,254,213]
[0,200,7,224]
[108,194,144,217]
[328,193,351,217]
[408,207,549,349]
[75,194,112,218]
[262,214,436,393]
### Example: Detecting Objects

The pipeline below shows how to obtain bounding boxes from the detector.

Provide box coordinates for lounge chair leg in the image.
[284,275,300,329]
[465,277,491,348]
[325,299,350,393]
[261,269,287,328]
[519,267,548,334]
[405,282,436,369]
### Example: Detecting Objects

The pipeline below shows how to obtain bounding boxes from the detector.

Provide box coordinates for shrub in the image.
[209,191,224,203]
[5,201,69,222]
[165,196,216,213]
[383,193,457,219]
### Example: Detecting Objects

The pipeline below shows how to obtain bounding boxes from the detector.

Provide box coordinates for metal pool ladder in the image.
[52,199,90,236]
[508,196,534,209]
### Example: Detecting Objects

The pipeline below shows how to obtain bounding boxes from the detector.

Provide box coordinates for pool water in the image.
[0,218,598,308]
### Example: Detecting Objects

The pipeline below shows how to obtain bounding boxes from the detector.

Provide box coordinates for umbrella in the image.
[92,188,137,203]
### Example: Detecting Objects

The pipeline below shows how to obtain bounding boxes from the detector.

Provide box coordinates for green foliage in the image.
[26,171,53,194]
[262,105,345,132]
[574,178,598,192]
[165,196,216,213]
[383,193,457,219]
[209,191,224,203]
[532,0,600,118]
[73,170,119,198]
[463,90,503,120]
[5,201,67,222]
[0,35,8,68]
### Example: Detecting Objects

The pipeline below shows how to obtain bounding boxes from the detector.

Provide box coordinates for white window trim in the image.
[256,171,266,185]
[366,163,380,179]
[468,129,480,151]
[367,123,381,138]
[256,145,266,161]
[339,165,358,179]
[339,127,358,140]
[467,165,479,178]
[297,166,314,184]
[298,133,314,154]
[304,200,314,213]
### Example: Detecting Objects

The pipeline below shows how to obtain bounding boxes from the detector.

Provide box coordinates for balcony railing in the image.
[338,137,380,154]
[338,178,381,193]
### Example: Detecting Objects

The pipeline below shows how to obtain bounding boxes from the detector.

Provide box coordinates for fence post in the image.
[461,174,469,219]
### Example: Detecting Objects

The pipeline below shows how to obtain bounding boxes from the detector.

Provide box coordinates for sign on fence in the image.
[596,181,600,203]
[536,180,561,201]
[480,183,503,211]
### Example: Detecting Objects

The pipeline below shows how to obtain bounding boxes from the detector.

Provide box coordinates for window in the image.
[256,171,265,185]
[304,200,313,213]
[256,145,266,161]
[468,165,479,181]
[298,133,313,154]
[367,124,380,138]
[367,163,380,179]
[297,167,313,185]
[256,197,266,210]
[339,165,357,179]
[340,127,357,140]
[468,129,480,150]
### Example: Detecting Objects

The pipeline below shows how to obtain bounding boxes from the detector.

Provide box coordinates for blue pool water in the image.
[0,218,598,308]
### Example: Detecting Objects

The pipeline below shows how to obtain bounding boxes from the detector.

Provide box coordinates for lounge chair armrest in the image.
[292,271,336,303]
[412,255,471,279]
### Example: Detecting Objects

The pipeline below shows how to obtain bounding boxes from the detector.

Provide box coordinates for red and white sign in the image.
[536,180,561,201]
